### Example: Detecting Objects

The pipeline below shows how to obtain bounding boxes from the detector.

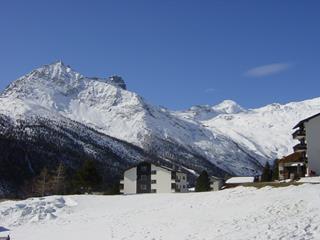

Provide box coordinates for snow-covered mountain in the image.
[1,61,319,190]
[176,98,320,163]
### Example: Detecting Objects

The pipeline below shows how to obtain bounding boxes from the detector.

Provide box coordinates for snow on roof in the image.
[293,112,320,129]
[0,227,10,238]
[226,177,254,184]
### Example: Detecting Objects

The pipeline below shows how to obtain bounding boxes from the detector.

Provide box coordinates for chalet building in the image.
[210,176,225,191]
[293,113,320,176]
[278,152,306,180]
[120,161,188,194]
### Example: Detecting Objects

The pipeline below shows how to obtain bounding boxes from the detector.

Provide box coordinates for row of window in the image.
[140,166,157,175]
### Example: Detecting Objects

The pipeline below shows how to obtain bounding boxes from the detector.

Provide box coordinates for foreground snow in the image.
[1,184,320,240]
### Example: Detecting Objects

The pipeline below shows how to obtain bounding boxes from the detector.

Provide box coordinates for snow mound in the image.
[0,196,77,226]
[2,185,320,240]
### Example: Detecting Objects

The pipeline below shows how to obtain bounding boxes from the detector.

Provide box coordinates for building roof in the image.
[124,161,184,173]
[225,177,254,184]
[278,152,305,164]
[210,176,224,181]
[0,227,10,238]
[293,112,320,129]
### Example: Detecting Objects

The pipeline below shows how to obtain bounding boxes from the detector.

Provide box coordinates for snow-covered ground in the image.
[1,184,320,240]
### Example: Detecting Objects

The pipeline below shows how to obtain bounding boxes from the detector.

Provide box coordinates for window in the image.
[141,175,147,181]
[120,184,124,190]
[151,170,157,175]
[151,189,157,193]
[182,176,186,180]
[171,172,176,180]
[141,166,148,172]
[141,184,147,190]
[171,183,176,189]
[151,180,157,184]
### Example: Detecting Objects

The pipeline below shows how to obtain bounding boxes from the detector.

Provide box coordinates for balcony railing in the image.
[293,143,307,152]
[292,129,306,140]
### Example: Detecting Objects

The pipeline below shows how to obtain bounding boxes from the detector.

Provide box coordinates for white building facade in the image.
[210,176,225,191]
[120,162,188,194]
[293,113,320,176]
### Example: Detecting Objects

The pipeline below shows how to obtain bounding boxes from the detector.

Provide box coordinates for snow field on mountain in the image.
[2,61,320,176]
[1,184,320,240]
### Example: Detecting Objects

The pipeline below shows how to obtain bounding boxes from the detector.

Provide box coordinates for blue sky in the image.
[0,0,319,110]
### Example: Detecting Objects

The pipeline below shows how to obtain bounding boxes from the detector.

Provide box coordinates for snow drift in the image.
[1,184,320,240]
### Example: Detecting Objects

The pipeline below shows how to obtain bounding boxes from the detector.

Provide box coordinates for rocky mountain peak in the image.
[106,75,127,90]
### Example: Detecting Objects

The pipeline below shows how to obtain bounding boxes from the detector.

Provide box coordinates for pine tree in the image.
[73,160,102,193]
[261,162,272,182]
[195,170,211,192]
[272,159,279,181]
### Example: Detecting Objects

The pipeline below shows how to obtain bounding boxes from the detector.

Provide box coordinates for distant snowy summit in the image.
[1,61,320,178]
[178,100,245,121]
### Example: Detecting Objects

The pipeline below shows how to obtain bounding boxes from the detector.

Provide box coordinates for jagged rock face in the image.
[106,75,127,90]
[1,61,320,194]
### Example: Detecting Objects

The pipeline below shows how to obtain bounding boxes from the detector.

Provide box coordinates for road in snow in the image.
[1,184,320,240]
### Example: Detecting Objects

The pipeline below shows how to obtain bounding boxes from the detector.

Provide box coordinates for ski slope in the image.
[1,184,320,240]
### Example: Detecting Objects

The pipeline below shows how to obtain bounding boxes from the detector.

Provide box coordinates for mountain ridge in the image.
[1,61,319,196]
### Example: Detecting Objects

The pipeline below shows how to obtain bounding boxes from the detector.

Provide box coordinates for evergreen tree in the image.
[195,170,211,192]
[104,183,120,195]
[261,162,272,182]
[73,160,102,193]
[272,159,279,181]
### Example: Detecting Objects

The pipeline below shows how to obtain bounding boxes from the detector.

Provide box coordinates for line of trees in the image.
[23,160,105,197]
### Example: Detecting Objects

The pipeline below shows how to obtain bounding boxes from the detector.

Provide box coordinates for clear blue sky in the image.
[0,0,319,110]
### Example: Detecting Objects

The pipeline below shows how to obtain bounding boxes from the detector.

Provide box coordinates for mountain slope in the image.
[1,61,319,194]
[0,61,264,178]
[177,98,320,162]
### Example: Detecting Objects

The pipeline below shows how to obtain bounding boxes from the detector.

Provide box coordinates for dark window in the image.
[141,175,147,181]
[171,172,176,180]
[151,189,157,193]
[171,183,176,189]
[183,176,186,180]
[151,170,157,175]
[120,184,124,190]
[151,180,156,184]
[141,184,147,190]
[141,166,148,172]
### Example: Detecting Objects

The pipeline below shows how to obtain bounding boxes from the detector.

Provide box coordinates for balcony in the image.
[292,129,306,140]
[293,143,307,152]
